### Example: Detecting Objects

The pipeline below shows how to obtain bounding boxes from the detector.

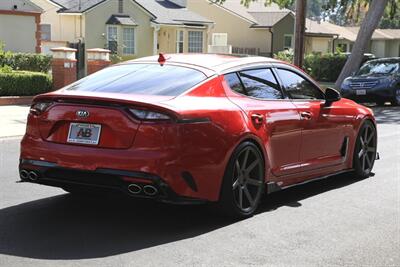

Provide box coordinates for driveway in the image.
[0,106,399,267]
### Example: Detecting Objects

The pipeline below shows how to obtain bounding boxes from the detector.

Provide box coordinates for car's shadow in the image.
[0,172,365,260]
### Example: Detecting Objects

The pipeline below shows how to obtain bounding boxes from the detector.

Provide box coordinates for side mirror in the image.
[325,87,341,105]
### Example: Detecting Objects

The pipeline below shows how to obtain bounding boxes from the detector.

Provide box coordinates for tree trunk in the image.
[294,0,306,67]
[335,0,389,89]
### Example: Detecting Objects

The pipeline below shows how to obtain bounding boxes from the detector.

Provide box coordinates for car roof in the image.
[126,54,279,75]
[366,57,400,64]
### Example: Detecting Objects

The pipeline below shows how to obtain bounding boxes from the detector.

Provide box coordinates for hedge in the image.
[0,52,52,73]
[0,71,52,96]
[304,53,348,82]
[274,50,348,82]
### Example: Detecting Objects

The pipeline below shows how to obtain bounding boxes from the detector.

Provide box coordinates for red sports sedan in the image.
[19,54,377,217]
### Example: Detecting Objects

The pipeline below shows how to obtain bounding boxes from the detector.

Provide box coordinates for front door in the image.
[223,68,303,178]
[274,67,349,171]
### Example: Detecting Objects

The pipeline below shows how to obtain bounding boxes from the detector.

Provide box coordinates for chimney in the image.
[169,0,187,7]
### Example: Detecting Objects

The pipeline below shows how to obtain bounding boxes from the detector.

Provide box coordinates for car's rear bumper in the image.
[18,158,206,204]
[19,133,228,202]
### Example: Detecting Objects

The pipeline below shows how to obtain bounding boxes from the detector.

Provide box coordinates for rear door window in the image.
[239,69,283,100]
[224,68,283,100]
[66,64,207,96]
[224,73,246,95]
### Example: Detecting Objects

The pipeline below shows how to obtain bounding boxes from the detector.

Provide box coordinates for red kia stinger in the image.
[19,54,377,217]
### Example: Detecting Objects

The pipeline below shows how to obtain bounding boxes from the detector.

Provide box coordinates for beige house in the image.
[187,0,338,56]
[0,0,42,53]
[31,0,213,58]
[304,19,400,57]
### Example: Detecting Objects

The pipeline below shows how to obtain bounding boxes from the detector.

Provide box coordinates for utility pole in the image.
[294,0,306,68]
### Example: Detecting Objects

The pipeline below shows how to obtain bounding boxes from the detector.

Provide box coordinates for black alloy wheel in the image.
[219,142,265,217]
[353,120,377,178]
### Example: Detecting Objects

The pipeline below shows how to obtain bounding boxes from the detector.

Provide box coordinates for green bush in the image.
[0,71,52,96]
[274,49,294,64]
[0,51,52,73]
[304,53,348,82]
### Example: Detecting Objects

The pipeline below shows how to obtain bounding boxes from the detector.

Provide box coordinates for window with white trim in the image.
[123,27,135,55]
[283,34,293,50]
[176,30,184,53]
[118,0,123,13]
[337,43,348,53]
[212,33,228,46]
[107,25,118,53]
[40,24,51,41]
[188,31,203,53]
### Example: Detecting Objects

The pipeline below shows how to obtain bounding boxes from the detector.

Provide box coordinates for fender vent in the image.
[181,171,198,192]
[340,137,349,157]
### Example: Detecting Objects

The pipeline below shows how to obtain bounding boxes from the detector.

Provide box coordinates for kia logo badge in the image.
[76,110,89,118]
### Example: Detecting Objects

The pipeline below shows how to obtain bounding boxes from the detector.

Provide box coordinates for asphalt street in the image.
[0,106,399,267]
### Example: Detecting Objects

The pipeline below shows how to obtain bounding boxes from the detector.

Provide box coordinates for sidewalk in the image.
[0,105,30,138]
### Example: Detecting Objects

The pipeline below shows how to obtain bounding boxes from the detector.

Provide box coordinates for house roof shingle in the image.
[135,0,213,25]
[217,0,291,24]
[49,0,212,25]
[106,14,138,26]
[50,0,105,13]
[248,11,291,28]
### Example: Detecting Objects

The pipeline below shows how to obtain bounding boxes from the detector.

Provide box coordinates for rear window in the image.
[66,64,207,96]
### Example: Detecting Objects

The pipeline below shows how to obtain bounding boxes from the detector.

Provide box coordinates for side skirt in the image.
[266,169,354,194]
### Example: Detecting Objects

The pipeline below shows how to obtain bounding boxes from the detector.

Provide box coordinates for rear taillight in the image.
[128,108,172,121]
[30,102,53,115]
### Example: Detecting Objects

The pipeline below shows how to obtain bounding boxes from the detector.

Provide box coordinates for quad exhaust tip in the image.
[143,185,158,196]
[28,171,39,181]
[128,184,142,194]
[20,170,29,180]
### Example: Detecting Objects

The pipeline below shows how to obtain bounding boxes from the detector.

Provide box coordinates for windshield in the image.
[66,64,207,96]
[357,61,400,76]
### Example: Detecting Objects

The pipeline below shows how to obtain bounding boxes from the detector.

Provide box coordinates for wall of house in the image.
[158,26,208,54]
[305,37,332,54]
[272,14,294,54]
[385,40,400,57]
[31,0,82,43]
[84,0,153,58]
[0,13,37,52]
[187,0,272,55]
[0,0,41,12]
[371,40,386,58]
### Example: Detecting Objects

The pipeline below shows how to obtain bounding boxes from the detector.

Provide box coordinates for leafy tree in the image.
[379,0,400,28]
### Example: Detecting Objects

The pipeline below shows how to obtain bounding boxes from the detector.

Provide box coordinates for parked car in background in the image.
[341,57,400,106]
[343,52,376,65]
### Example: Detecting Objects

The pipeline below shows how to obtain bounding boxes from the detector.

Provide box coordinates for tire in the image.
[218,141,265,218]
[353,120,377,179]
[392,89,400,106]
[376,101,386,106]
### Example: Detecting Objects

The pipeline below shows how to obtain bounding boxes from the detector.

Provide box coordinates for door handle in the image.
[251,113,264,124]
[300,111,312,120]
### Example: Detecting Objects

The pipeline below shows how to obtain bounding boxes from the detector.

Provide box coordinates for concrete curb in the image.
[0,96,33,106]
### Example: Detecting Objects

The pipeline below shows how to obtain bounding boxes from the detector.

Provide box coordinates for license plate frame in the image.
[356,89,366,95]
[67,123,101,145]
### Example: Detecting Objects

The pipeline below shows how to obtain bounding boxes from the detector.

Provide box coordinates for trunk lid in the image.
[35,92,176,149]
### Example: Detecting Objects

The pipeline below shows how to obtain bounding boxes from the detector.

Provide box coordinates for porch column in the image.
[206,24,213,53]
[50,47,77,89]
[86,48,111,75]
[152,24,160,55]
